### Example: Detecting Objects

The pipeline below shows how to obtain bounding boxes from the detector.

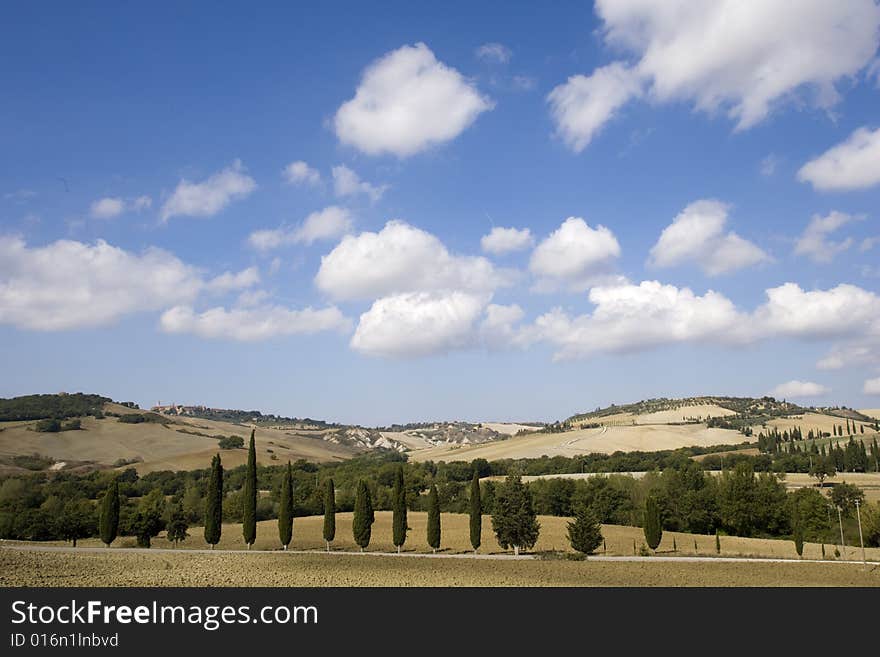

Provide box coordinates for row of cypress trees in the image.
[96,439,537,556]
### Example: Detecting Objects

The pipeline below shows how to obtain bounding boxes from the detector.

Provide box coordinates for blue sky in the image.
[2,1,880,425]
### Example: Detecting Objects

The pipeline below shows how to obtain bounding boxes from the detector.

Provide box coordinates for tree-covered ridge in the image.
[164,406,341,429]
[0,393,111,421]
[569,396,809,424]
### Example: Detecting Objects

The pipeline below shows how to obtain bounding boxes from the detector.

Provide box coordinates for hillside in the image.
[0,396,359,476]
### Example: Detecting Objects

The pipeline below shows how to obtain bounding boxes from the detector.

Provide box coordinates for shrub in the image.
[34,419,61,433]
[218,435,244,450]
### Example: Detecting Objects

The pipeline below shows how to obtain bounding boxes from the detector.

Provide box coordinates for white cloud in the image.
[864,377,880,395]
[547,63,642,152]
[526,280,745,360]
[769,380,830,398]
[794,211,860,263]
[90,195,153,219]
[649,200,770,275]
[350,291,486,358]
[282,161,321,186]
[315,220,505,301]
[160,304,350,341]
[752,282,880,340]
[159,160,256,222]
[603,0,880,129]
[131,196,152,211]
[515,278,880,361]
[235,289,270,308]
[476,43,512,64]
[760,154,779,177]
[861,237,880,253]
[0,236,203,330]
[334,43,494,157]
[89,197,125,219]
[332,165,387,202]
[529,217,621,290]
[552,2,880,150]
[205,267,260,293]
[797,126,880,191]
[248,206,353,251]
[480,303,526,348]
[481,227,533,255]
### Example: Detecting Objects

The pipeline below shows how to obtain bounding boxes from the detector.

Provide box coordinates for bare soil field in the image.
[410,424,742,462]
[480,422,542,435]
[858,409,880,420]
[0,404,355,475]
[1,549,877,587]
[574,404,736,428]
[28,512,879,562]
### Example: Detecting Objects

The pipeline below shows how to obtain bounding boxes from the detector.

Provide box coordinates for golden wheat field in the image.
[17,511,880,561]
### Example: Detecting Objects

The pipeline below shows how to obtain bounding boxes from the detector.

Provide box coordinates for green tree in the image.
[719,461,758,536]
[643,494,662,551]
[491,474,540,556]
[469,472,482,553]
[392,466,407,553]
[204,454,223,549]
[278,461,294,550]
[98,479,120,547]
[567,505,603,554]
[715,531,721,554]
[57,499,96,548]
[242,429,257,549]
[128,489,165,548]
[830,482,865,517]
[166,502,189,547]
[352,479,374,551]
[809,456,836,486]
[323,478,336,551]
[427,483,441,553]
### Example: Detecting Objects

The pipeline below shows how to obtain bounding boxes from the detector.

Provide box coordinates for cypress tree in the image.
[278,461,294,550]
[322,478,336,551]
[792,509,804,558]
[469,472,482,553]
[673,537,677,553]
[427,483,441,553]
[567,505,602,554]
[392,466,407,553]
[242,429,257,549]
[352,479,374,551]
[204,454,223,549]
[643,495,662,551]
[715,531,721,554]
[98,479,120,548]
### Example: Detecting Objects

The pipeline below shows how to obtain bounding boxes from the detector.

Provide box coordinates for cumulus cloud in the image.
[332,165,387,202]
[476,43,512,63]
[551,2,880,151]
[529,217,621,291]
[159,160,256,222]
[282,161,321,186]
[794,211,860,263]
[547,63,642,152]
[89,196,152,219]
[649,200,770,275]
[479,303,526,348]
[769,380,830,398]
[160,304,350,341]
[864,377,880,395]
[526,281,745,360]
[510,278,880,361]
[334,43,494,157]
[316,220,506,301]
[205,267,260,293]
[753,283,880,341]
[481,227,533,255]
[797,127,880,191]
[350,291,486,357]
[0,236,203,330]
[248,206,353,251]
